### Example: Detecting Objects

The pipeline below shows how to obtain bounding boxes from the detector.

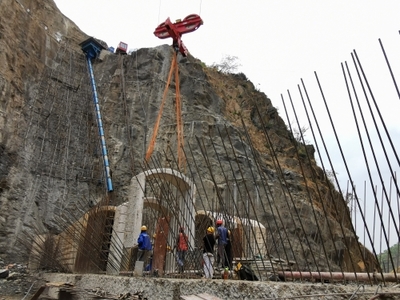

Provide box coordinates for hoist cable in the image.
[199,0,202,15]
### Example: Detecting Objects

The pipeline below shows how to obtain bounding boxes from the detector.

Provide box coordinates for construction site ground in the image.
[27,272,400,300]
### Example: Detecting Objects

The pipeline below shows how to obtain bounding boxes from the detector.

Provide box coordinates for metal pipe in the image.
[238,117,294,274]
[314,69,380,281]
[379,38,400,102]
[352,50,400,231]
[85,56,113,192]
[297,80,358,275]
[278,271,399,282]
[283,90,334,273]
[349,54,397,277]
[251,98,307,272]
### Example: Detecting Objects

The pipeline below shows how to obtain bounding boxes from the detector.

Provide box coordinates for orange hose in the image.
[145,52,177,162]
[145,50,186,170]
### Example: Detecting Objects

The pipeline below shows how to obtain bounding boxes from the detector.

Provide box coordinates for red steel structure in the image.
[116,41,128,54]
[154,14,203,56]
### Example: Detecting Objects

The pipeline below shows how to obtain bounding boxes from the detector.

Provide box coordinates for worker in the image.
[144,233,157,272]
[176,227,188,273]
[136,225,152,263]
[203,226,216,279]
[215,219,228,269]
[225,229,233,270]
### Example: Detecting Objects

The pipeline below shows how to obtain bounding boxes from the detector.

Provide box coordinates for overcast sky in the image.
[53,0,400,250]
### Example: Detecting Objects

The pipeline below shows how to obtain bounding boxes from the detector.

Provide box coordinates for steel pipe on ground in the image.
[278,271,398,283]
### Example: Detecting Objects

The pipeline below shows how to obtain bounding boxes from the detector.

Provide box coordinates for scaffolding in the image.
[22,36,400,286]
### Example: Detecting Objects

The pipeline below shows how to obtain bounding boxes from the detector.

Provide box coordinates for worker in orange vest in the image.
[176,227,188,273]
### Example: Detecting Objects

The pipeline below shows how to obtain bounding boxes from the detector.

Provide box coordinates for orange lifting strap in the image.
[145,52,185,168]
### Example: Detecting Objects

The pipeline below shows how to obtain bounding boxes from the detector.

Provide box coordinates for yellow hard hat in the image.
[207,226,214,234]
[141,225,147,231]
[234,262,242,272]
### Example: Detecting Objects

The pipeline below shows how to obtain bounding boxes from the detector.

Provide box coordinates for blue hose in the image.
[86,56,113,192]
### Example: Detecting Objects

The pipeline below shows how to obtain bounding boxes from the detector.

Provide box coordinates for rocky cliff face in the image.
[0,0,376,272]
[0,0,88,256]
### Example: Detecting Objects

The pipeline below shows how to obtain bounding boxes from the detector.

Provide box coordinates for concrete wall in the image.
[40,273,383,300]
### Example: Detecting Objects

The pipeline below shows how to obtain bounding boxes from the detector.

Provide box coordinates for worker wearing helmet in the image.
[202,226,216,279]
[137,225,152,262]
[215,219,228,269]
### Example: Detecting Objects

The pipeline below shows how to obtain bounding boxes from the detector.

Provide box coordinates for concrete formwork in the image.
[110,168,196,274]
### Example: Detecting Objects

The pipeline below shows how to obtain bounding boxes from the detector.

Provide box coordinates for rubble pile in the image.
[0,259,40,299]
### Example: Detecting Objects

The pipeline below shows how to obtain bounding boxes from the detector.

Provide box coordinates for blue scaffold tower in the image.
[79,37,113,192]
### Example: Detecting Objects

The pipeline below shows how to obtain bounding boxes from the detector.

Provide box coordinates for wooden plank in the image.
[181,293,223,300]
[181,295,205,300]
[47,282,74,287]
[30,286,46,300]
[197,293,223,300]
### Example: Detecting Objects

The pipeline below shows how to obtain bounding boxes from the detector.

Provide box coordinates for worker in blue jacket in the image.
[137,225,152,262]
[215,219,228,269]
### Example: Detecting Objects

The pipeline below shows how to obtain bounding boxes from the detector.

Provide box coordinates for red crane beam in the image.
[154,14,203,56]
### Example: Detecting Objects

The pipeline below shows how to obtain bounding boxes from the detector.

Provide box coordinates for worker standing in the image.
[176,227,188,273]
[137,225,152,263]
[203,227,216,279]
[215,219,228,269]
[225,229,233,270]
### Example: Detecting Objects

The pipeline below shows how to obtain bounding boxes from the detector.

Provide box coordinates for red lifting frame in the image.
[154,14,203,56]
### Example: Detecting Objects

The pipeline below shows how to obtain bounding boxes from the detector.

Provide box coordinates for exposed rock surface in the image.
[0,0,380,298]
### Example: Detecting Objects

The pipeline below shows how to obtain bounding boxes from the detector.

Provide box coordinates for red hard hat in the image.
[216,219,223,225]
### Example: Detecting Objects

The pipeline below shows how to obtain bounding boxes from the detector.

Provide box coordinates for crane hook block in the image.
[154,14,203,57]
